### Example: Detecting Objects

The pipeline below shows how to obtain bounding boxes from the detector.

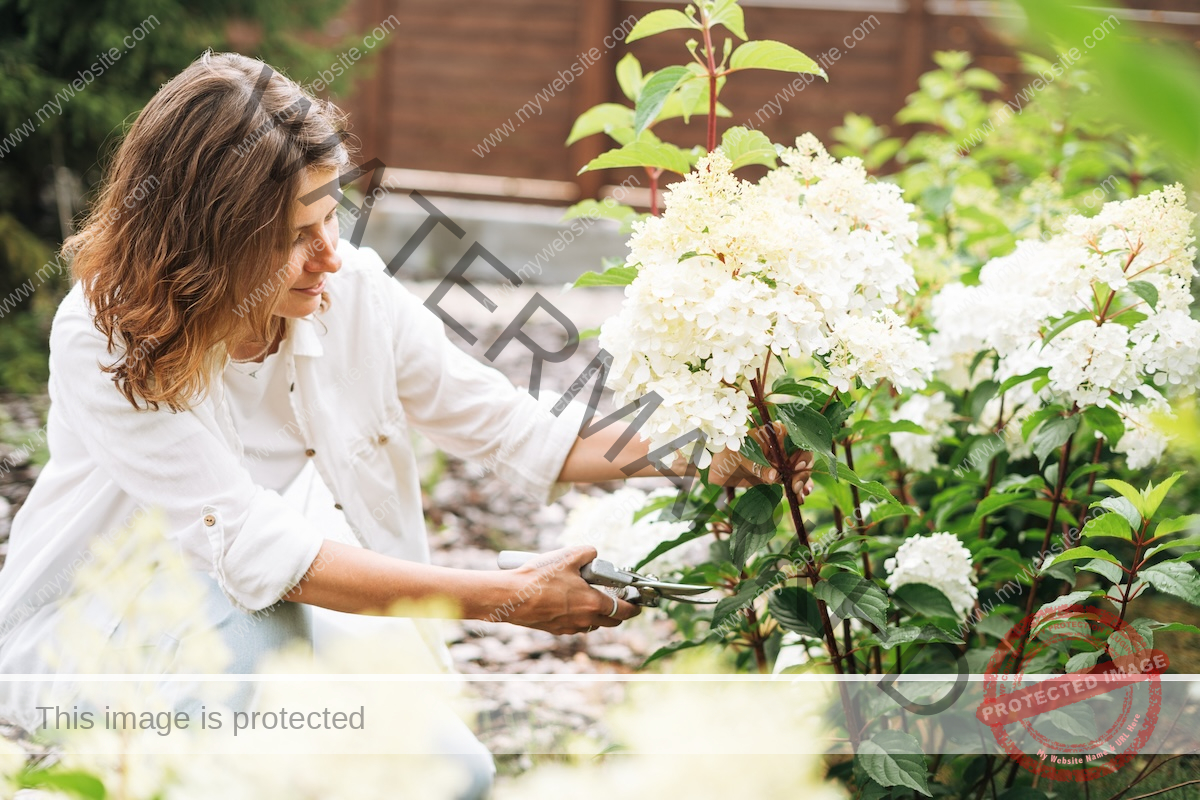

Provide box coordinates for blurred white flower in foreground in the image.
[884,532,978,620]
[498,656,845,799]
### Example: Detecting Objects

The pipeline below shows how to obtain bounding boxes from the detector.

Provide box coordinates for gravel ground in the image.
[0,282,683,766]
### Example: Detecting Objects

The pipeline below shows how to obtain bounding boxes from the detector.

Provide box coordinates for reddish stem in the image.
[1015,426,1076,665]
[700,10,719,153]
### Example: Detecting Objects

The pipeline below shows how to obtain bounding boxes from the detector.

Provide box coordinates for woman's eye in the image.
[294,212,336,246]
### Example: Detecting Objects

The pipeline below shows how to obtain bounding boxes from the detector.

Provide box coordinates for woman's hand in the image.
[708,421,816,501]
[492,545,641,635]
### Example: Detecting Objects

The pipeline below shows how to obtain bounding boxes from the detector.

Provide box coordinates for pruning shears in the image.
[497,550,717,607]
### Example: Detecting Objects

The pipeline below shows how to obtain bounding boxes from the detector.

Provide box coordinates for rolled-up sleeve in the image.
[49,289,325,613]
[363,249,586,504]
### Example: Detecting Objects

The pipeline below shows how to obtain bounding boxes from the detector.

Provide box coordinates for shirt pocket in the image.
[349,401,409,465]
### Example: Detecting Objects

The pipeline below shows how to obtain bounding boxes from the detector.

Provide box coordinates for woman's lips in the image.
[291,279,325,296]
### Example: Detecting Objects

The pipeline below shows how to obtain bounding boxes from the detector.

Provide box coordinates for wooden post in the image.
[899,0,928,104]
[570,0,619,202]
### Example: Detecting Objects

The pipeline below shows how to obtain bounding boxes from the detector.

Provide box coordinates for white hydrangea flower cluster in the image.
[889,391,955,471]
[600,135,931,460]
[558,487,696,572]
[884,532,978,620]
[930,185,1200,467]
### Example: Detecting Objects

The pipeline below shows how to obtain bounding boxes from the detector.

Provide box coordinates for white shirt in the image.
[224,348,307,492]
[0,238,587,657]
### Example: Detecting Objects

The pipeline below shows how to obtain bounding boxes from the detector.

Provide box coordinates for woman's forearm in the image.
[280,541,642,635]
[281,539,514,618]
[556,424,681,483]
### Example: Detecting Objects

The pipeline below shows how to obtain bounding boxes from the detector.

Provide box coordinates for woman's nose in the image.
[307,231,342,273]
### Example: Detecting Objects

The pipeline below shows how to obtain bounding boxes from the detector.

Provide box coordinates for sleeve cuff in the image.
[201,490,326,613]
[487,395,588,506]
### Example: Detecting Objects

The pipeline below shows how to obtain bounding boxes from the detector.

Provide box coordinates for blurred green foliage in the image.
[0,0,359,393]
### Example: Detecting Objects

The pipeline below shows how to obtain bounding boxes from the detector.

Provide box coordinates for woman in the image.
[0,51,812,780]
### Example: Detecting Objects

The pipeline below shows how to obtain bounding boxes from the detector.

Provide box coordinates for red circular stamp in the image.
[975,604,1166,781]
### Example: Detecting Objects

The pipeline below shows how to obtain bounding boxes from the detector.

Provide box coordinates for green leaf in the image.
[625,9,699,44]
[730,484,783,567]
[1084,405,1125,448]
[18,771,107,800]
[823,399,854,433]
[1098,479,1147,519]
[740,433,771,469]
[819,461,905,510]
[1034,590,1102,625]
[1022,406,1062,442]
[1067,462,1108,491]
[562,199,639,226]
[634,66,693,135]
[1079,512,1133,543]
[1043,704,1098,740]
[814,572,888,630]
[572,265,639,288]
[1140,562,1200,605]
[719,126,778,170]
[1128,280,1159,311]
[777,402,834,460]
[729,40,828,78]
[1042,547,1121,573]
[566,103,635,146]
[893,583,958,620]
[1032,414,1080,467]
[850,419,928,439]
[1041,309,1093,347]
[579,137,695,176]
[1146,535,1200,561]
[998,367,1049,396]
[1151,515,1200,541]
[1144,471,1185,518]
[1098,496,1142,530]
[866,624,964,649]
[858,730,932,796]
[712,583,761,630]
[660,79,731,124]
[1065,650,1104,673]
[707,0,747,40]
[969,380,1000,419]
[642,633,717,667]
[969,491,1032,530]
[1079,559,1124,584]
[615,54,644,102]
[769,586,823,638]
[635,525,710,572]
[1150,621,1200,636]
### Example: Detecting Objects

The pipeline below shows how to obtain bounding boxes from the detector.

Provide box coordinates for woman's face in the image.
[274,167,343,319]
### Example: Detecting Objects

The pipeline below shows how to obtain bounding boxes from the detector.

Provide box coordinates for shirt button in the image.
[305,448,316,457]
[203,514,216,527]
[377,435,389,445]
[334,503,343,511]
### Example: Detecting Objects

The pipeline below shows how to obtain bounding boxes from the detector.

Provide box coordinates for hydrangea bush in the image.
[564,1,1200,796]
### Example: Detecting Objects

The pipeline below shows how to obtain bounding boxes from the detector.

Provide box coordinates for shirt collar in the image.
[288,315,325,358]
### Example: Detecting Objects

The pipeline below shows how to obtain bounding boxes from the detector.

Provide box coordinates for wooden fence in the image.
[325,0,1200,205]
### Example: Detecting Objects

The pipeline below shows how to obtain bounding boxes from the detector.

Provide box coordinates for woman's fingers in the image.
[749,420,788,453]
[596,590,641,622]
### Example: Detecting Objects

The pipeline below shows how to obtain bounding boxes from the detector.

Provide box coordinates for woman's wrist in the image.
[458,568,522,622]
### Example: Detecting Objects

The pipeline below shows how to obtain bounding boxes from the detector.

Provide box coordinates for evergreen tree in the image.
[0,0,356,392]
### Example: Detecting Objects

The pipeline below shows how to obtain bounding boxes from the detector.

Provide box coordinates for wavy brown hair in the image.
[65,51,352,411]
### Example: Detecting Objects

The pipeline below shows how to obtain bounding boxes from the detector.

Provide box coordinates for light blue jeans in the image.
[161,571,495,799]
